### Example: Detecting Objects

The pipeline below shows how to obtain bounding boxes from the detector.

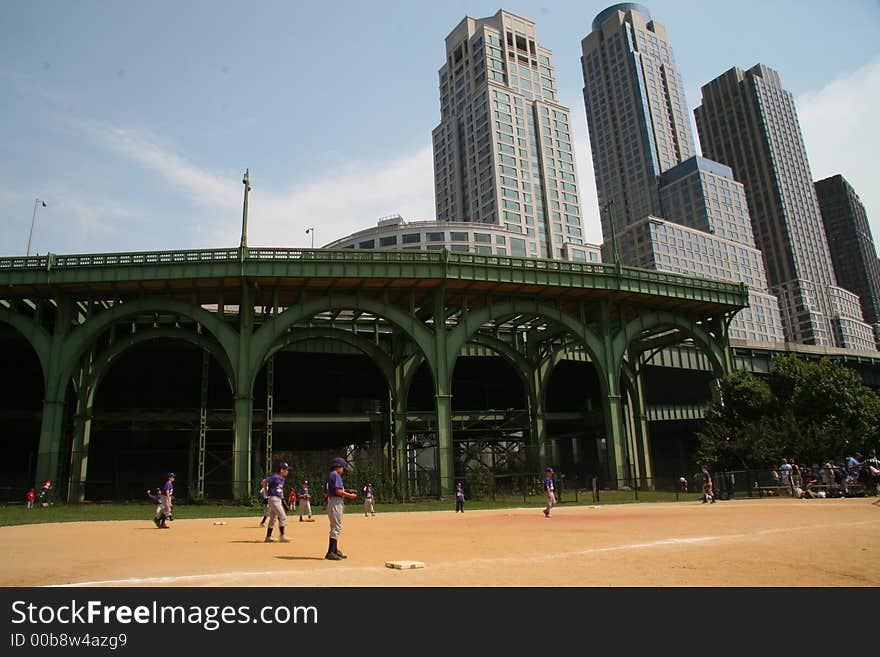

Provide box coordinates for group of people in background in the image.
[24,479,53,509]
[775,452,880,498]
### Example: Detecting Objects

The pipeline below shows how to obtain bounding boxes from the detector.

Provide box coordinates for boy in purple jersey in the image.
[455,482,464,512]
[159,473,175,528]
[542,467,556,518]
[261,462,292,543]
[701,465,716,504]
[363,483,375,517]
[324,456,357,560]
[297,480,314,522]
[147,488,163,527]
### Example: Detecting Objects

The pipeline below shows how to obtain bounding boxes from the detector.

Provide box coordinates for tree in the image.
[696,355,880,469]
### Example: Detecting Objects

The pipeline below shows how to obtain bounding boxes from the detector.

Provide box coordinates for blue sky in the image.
[1,0,879,257]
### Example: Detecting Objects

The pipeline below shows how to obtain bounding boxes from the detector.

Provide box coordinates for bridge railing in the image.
[0,247,746,298]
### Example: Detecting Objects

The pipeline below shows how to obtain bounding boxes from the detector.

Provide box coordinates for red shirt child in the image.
[287,488,296,509]
[26,489,35,508]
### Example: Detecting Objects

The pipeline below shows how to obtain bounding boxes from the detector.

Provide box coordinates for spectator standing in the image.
[26,488,35,509]
[779,459,793,494]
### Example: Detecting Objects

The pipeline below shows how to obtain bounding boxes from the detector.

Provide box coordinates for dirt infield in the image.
[2,498,878,587]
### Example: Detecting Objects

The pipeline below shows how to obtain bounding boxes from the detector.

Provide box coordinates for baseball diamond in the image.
[0,498,877,587]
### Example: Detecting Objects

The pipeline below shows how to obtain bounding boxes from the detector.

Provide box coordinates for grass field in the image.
[0,490,705,527]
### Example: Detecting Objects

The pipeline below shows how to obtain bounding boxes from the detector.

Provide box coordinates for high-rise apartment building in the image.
[581,3,695,230]
[433,10,587,260]
[696,65,874,350]
[815,174,880,343]
[580,4,784,343]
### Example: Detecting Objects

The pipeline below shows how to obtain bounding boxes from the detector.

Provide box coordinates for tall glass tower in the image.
[815,174,880,345]
[580,4,784,343]
[696,65,874,350]
[432,10,587,260]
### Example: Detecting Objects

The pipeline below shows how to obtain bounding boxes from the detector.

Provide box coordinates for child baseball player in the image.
[455,482,464,513]
[297,480,314,521]
[701,464,716,503]
[259,482,270,527]
[363,483,376,516]
[287,486,297,514]
[26,488,35,509]
[543,467,556,518]
[147,488,164,527]
[324,456,357,560]
[161,473,175,526]
[262,462,291,542]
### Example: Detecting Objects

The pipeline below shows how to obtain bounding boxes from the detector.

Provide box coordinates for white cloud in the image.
[72,117,436,250]
[76,121,242,212]
[240,146,436,249]
[798,56,880,247]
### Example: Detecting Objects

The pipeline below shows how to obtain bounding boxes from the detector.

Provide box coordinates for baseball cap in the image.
[278,462,290,470]
[303,480,308,484]
[332,457,352,472]
[167,472,176,478]
[545,467,553,473]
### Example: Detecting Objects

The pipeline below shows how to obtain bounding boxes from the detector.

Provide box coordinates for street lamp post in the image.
[240,170,251,251]
[26,198,47,257]
[305,227,314,249]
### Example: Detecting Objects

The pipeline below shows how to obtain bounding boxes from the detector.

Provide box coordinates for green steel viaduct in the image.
[1,247,877,501]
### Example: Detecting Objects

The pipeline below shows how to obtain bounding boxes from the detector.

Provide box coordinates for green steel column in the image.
[35,297,72,488]
[433,288,454,498]
[596,301,623,485]
[233,284,254,501]
[68,364,93,503]
[530,369,547,471]
[632,374,653,485]
[602,392,625,484]
[392,387,409,500]
[233,394,253,500]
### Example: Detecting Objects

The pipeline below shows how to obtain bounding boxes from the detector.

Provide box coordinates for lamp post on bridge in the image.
[26,198,47,257]
[240,169,251,256]
[306,227,314,249]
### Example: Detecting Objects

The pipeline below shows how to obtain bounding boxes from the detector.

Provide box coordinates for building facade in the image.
[324,214,601,263]
[695,65,874,350]
[815,174,880,344]
[581,3,695,232]
[581,4,784,343]
[432,10,587,259]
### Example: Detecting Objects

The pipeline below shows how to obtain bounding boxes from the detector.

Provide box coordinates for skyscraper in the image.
[696,65,874,350]
[815,174,880,344]
[581,3,694,231]
[432,10,588,260]
[580,4,784,343]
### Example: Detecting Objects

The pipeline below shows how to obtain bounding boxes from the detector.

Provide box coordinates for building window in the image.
[427,232,445,242]
[358,240,375,249]
[451,232,469,242]
[401,233,421,244]
[379,236,397,247]
[474,233,491,243]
